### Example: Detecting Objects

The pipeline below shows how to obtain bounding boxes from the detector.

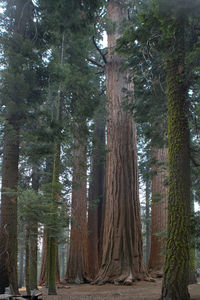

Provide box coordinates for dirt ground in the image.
[40,278,200,300]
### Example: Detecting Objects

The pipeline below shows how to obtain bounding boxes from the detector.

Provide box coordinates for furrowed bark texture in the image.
[95,0,146,285]
[148,147,168,275]
[65,142,89,283]
[0,121,19,294]
[88,112,105,279]
[160,16,190,300]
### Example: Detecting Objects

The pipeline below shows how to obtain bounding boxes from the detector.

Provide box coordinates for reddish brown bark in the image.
[94,0,146,285]
[148,147,168,275]
[65,141,89,283]
[88,112,105,280]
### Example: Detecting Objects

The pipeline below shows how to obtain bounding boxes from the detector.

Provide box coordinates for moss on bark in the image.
[160,14,190,300]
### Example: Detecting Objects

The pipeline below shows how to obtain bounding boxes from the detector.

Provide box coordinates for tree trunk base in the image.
[160,286,190,300]
[149,270,164,278]
[93,271,152,286]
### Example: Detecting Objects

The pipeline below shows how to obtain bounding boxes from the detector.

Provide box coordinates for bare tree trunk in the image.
[25,227,31,296]
[39,230,47,286]
[56,246,60,283]
[65,139,89,283]
[0,121,19,294]
[95,0,146,285]
[145,180,151,266]
[0,231,9,293]
[39,158,53,286]
[160,14,190,300]
[88,111,105,280]
[29,164,39,290]
[148,147,168,276]
[18,239,25,288]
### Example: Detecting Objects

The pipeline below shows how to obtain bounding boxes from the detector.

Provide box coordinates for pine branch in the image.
[87,58,104,69]
[190,155,200,167]
[92,36,107,64]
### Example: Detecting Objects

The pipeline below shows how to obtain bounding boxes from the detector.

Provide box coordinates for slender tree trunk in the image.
[88,111,105,280]
[0,121,19,294]
[189,198,197,284]
[65,139,89,283]
[58,244,65,280]
[39,230,47,286]
[39,158,53,286]
[48,142,61,295]
[0,231,9,293]
[95,0,146,285]
[160,15,190,300]
[145,180,151,267]
[25,227,31,296]
[48,236,57,294]
[47,35,65,295]
[56,246,60,283]
[148,146,168,276]
[29,165,39,290]
[18,244,25,288]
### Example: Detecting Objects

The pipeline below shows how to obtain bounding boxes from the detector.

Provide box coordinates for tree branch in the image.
[92,36,107,64]
[87,58,104,69]
[190,155,200,167]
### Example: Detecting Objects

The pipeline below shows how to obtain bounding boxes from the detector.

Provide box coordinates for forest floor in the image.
[39,278,200,300]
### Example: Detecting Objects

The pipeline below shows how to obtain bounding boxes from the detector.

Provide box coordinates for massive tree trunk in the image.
[95,0,146,285]
[160,15,190,300]
[148,146,168,276]
[88,111,105,280]
[0,121,19,294]
[65,140,89,283]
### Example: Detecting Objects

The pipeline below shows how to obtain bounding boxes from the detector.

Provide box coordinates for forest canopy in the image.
[0,1,200,300]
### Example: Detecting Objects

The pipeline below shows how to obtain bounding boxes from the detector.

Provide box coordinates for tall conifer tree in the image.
[95,0,146,284]
[0,0,43,293]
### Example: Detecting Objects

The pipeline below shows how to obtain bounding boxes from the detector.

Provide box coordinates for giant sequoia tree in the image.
[95,0,146,285]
